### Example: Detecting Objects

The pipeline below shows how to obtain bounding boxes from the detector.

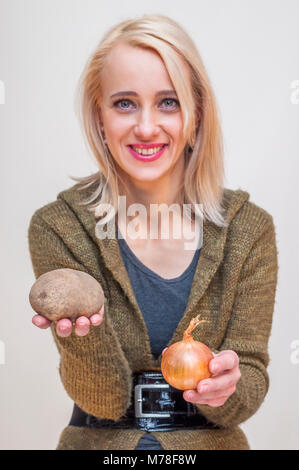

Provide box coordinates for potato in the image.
[29,268,105,322]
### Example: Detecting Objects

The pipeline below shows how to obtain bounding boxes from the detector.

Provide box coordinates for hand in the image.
[162,348,241,407]
[32,304,105,338]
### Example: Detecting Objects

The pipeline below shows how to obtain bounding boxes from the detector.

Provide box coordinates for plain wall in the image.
[0,0,298,450]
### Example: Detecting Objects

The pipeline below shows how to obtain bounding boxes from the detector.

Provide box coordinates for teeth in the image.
[131,145,165,155]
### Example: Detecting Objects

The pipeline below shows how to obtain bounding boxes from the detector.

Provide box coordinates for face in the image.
[98,42,187,190]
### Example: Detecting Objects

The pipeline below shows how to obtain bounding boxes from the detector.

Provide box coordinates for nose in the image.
[133,108,160,140]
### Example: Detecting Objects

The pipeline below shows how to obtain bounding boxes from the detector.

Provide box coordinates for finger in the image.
[32,314,52,329]
[75,316,90,337]
[184,396,228,407]
[209,350,239,375]
[204,397,228,407]
[162,348,168,356]
[90,305,104,326]
[90,313,103,326]
[195,383,237,401]
[183,385,234,405]
[98,304,104,316]
[183,389,203,403]
[197,369,240,396]
[56,318,73,337]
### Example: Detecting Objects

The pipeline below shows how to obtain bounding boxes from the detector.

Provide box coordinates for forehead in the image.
[100,43,173,94]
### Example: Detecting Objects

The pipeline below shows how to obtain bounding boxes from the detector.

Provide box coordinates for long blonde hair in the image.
[71,13,228,228]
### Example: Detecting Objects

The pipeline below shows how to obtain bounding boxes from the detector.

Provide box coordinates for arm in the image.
[186,215,279,428]
[28,211,132,420]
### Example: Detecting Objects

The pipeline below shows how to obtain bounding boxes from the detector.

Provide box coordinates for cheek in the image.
[107,120,132,144]
[103,109,128,136]
[163,116,184,141]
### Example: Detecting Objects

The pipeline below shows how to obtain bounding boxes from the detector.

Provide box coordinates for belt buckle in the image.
[134,383,171,418]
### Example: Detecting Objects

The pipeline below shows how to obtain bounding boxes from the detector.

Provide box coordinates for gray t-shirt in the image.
[117,227,201,449]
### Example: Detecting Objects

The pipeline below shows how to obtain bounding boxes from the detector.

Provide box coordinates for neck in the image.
[117,155,185,217]
[114,153,196,241]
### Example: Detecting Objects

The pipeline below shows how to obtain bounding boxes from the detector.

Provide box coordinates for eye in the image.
[112,97,180,111]
[113,99,135,110]
[160,98,180,109]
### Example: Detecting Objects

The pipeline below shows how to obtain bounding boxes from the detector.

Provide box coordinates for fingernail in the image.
[58,329,69,337]
[211,364,219,373]
[91,314,101,323]
[200,384,209,393]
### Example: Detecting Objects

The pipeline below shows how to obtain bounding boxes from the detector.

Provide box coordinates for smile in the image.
[131,145,165,155]
[128,144,168,162]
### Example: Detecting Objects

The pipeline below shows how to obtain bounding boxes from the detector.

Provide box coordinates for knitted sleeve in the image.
[28,211,132,421]
[195,215,278,428]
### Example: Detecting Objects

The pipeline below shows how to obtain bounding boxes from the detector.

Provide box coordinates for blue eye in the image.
[113,98,180,111]
[161,98,180,109]
[114,99,133,110]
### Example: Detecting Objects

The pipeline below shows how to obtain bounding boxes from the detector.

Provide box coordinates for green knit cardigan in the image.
[28,182,278,450]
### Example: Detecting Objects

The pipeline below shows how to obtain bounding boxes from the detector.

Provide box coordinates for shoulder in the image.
[223,187,275,236]
[221,188,277,261]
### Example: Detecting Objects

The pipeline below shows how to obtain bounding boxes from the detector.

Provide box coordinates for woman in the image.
[28,14,278,450]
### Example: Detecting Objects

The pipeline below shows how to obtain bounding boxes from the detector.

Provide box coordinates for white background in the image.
[0,0,298,450]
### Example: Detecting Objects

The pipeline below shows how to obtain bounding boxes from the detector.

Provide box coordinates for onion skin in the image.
[161,315,214,390]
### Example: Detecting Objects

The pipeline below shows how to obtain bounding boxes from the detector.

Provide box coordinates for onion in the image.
[161,314,213,390]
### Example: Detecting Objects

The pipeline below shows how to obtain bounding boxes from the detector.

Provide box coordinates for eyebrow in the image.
[110,89,178,99]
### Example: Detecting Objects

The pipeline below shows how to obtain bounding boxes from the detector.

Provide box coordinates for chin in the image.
[130,167,169,181]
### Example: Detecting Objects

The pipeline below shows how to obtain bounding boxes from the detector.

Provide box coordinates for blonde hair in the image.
[72,13,228,228]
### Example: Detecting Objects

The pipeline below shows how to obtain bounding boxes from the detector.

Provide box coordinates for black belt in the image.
[69,371,219,432]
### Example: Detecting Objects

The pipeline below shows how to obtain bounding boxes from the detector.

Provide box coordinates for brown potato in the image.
[29,268,105,322]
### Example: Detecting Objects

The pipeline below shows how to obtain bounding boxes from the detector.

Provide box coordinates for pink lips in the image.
[129,142,167,149]
[128,144,168,162]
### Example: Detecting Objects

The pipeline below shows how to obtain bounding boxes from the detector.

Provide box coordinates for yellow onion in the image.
[161,314,213,390]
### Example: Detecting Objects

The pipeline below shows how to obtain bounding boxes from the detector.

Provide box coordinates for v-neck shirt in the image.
[117,227,201,359]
